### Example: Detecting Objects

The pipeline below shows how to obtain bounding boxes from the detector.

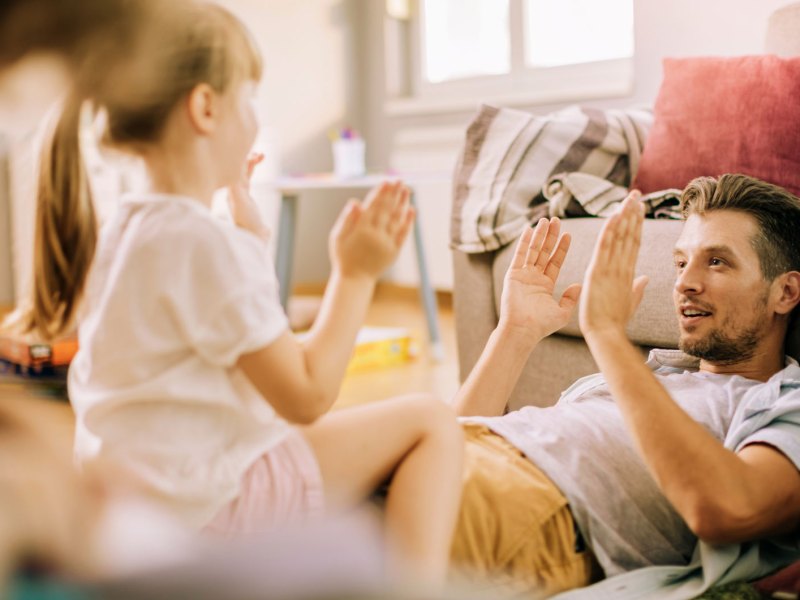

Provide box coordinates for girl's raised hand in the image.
[329,181,415,281]
[227,152,270,242]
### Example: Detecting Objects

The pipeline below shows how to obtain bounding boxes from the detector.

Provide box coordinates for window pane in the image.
[524,0,633,67]
[422,0,510,83]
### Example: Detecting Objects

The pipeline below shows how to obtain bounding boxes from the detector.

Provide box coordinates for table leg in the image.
[275,193,297,310]
[409,191,444,362]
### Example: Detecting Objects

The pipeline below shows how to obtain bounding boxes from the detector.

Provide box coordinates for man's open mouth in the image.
[680,306,712,325]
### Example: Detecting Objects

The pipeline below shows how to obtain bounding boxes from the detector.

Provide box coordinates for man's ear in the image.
[774,271,800,316]
[186,83,217,135]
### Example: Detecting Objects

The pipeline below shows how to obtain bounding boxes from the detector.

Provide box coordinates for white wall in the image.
[624,0,791,107]
[359,0,794,290]
[218,0,365,285]
[2,0,793,301]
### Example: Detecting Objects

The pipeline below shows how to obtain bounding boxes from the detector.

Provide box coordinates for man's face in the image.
[672,210,775,365]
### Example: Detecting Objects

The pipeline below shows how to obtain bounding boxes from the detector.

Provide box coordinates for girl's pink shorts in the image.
[204,429,325,535]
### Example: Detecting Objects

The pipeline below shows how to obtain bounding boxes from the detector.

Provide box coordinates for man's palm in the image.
[499,219,581,342]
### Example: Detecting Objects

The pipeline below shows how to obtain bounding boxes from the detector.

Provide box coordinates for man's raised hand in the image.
[579,191,649,338]
[498,217,582,344]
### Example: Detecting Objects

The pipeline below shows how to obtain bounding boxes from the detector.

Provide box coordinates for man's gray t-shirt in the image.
[467,353,792,577]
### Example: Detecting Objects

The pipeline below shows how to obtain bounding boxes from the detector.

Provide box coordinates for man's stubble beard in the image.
[679,293,769,366]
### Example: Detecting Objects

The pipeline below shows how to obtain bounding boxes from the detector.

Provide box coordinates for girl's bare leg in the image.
[301,394,463,589]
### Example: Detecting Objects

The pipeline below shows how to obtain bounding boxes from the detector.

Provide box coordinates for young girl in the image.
[23,2,463,588]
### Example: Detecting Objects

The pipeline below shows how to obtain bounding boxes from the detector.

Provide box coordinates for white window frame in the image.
[384,0,634,116]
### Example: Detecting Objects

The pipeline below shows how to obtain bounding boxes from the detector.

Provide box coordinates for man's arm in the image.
[454,218,581,417]
[587,329,800,542]
[580,194,800,543]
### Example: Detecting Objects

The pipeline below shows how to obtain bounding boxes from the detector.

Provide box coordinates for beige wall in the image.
[218,0,366,286]
[364,0,794,166]
[359,0,794,290]
[1,0,793,301]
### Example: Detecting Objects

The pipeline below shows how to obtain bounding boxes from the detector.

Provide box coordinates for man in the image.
[450,174,800,599]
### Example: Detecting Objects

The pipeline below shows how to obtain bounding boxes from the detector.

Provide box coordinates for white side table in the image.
[261,173,449,361]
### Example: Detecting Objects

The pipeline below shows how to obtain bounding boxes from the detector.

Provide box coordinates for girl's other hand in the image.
[329,181,415,281]
[227,152,270,242]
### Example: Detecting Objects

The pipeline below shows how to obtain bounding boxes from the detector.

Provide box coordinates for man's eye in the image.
[710,257,724,266]
[674,261,686,269]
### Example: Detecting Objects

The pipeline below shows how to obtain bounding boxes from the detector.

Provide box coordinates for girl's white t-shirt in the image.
[69,193,292,527]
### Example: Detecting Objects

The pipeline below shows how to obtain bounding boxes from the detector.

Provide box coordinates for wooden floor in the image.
[0,288,460,453]
[335,286,459,409]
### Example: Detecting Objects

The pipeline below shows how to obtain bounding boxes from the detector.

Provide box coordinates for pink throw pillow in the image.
[632,56,800,196]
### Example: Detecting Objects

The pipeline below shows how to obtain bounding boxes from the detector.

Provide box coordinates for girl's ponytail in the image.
[5,1,262,340]
[17,98,97,340]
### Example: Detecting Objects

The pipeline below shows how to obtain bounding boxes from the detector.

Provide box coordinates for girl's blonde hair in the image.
[14,1,262,340]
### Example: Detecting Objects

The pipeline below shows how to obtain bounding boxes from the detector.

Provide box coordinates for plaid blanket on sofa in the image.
[450,104,682,254]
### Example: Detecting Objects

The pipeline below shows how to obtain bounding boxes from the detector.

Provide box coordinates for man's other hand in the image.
[580,191,649,338]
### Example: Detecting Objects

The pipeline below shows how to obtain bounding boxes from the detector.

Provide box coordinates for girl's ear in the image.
[186,83,217,135]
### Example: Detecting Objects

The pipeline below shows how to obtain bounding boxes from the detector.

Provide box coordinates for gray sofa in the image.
[452,2,800,412]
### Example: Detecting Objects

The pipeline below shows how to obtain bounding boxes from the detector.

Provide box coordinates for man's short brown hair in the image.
[679,174,800,281]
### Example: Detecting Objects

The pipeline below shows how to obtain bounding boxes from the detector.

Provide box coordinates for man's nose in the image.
[674,262,703,296]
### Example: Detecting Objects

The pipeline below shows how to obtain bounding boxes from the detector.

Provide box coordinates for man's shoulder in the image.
[725,361,800,454]
[772,362,800,412]
[777,359,800,386]
[761,360,800,408]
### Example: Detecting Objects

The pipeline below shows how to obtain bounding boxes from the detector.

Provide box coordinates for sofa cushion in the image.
[493,218,684,349]
[632,56,800,197]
